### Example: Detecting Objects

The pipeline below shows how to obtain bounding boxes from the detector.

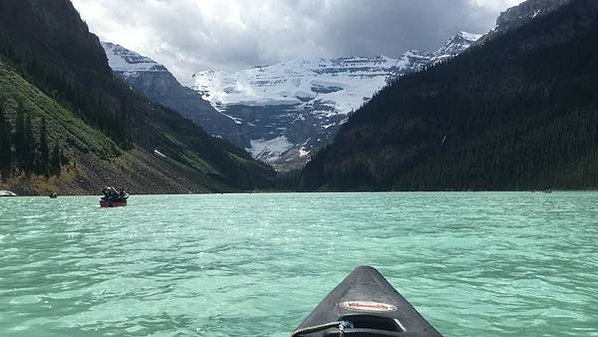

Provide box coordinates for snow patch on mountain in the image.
[102,42,167,76]
[193,32,482,170]
[194,56,398,114]
[246,136,294,163]
[433,31,483,62]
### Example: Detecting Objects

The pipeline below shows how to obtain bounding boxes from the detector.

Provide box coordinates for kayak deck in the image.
[292,266,442,337]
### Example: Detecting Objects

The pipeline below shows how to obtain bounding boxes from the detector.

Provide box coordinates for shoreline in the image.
[2,190,596,198]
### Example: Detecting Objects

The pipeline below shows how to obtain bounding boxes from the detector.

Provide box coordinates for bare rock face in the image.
[497,0,572,28]
[485,0,573,40]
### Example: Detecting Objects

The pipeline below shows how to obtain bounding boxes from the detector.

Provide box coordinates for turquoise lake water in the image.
[0,192,597,337]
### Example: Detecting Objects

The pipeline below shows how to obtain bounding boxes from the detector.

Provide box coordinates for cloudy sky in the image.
[71,0,523,85]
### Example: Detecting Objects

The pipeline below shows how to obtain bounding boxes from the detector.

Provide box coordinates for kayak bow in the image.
[292,266,443,337]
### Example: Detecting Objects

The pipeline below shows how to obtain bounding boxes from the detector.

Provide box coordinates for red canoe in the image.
[100,199,128,208]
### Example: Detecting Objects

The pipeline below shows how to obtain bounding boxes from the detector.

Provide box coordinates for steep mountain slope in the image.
[101,42,243,145]
[478,0,572,43]
[495,0,572,33]
[193,32,481,171]
[300,0,598,191]
[0,0,273,194]
[0,61,237,194]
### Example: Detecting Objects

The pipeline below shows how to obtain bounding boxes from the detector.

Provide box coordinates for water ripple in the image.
[0,193,597,336]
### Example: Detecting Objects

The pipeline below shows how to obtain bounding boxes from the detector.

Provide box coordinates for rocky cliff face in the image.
[497,0,572,28]
[102,42,242,144]
[194,32,481,171]
[481,0,573,41]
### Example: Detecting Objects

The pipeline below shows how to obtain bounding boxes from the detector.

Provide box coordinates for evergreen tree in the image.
[14,101,25,170]
[22,111,35,175]
[0,99,13,180]
[37,116,50,177]
[50,142,61,176]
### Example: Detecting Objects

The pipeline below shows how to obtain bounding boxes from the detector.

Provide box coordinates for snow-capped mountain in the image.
[193,32,482,171]
[103,42,168,76]
[195,55,401,116]
[100,0,569,172]
[433,31,485,62]
[102,42,241,143]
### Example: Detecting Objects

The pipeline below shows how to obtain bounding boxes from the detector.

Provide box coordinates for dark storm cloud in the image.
[71,0,520,84]
[314,0,499,55]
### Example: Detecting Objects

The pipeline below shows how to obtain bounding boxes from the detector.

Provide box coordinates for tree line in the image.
[0,99,63,180]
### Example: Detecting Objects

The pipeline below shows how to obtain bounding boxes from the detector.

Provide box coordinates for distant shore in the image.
[2,189,597,198]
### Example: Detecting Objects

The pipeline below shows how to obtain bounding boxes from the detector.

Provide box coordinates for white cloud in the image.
[72,0,523,85]
[469,0,524,12]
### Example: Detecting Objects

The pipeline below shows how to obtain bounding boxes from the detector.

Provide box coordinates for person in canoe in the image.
[100,186,129,208]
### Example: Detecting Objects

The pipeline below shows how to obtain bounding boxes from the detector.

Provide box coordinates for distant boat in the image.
[49,192,58,199]
[291,266,443,337]
[100,187,129,208]
[0,190,17,197]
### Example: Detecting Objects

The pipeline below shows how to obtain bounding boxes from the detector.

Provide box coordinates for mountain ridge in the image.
[192,31,481,171]
[479,0,573,43]
[101,42,244,145]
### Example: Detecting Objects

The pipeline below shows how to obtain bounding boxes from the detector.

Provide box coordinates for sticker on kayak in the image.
[340,301,398,312]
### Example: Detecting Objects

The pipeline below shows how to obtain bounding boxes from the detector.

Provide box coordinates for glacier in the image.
[193,32,482,171]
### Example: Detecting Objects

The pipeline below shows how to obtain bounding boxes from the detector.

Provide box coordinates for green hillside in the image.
[0,60,255,194]
[0,0,274,195]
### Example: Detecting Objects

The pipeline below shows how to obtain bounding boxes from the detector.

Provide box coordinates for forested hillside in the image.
[0,0,274,194]
[300,0,598,191]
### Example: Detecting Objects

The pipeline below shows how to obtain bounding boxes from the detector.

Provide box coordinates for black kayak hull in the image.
[292,266,443,337]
